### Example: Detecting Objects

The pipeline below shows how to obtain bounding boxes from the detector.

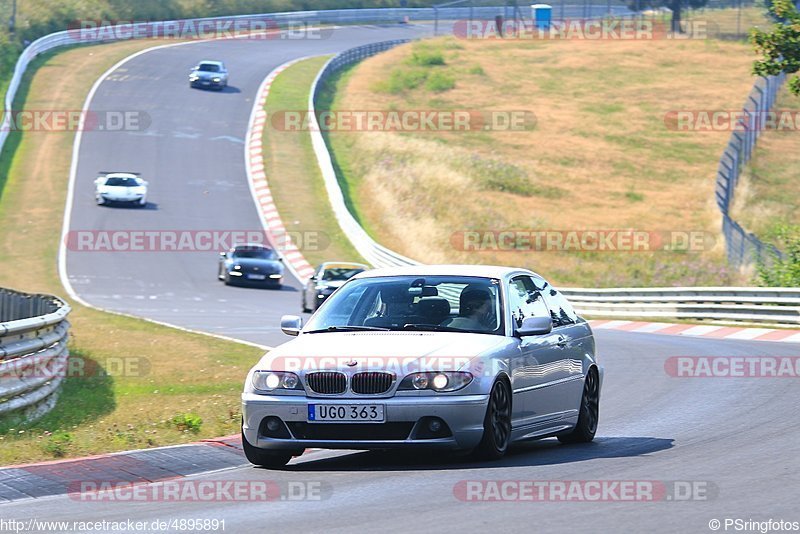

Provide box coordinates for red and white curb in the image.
[588,320,800,343]
[244,57,318,283]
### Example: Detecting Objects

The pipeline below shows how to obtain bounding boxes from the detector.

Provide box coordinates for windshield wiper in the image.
[400,324,464,333]
[304,325,391,334]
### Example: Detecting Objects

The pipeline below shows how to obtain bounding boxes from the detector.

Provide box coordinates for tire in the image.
[95,196,105,206]
[301,291,310,313]
[473,378,512,460]
[558,368,599,444]
[223,272,232,286]
[241,431,292,468]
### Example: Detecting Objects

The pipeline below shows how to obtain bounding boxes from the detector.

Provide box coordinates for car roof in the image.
[352,264,539,280]
[198,60,224,66]
[320,262,369,270]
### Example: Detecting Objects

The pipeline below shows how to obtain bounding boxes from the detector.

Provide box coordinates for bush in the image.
[170,413,203,433]
[43,431,73,458]
[425,71,455,92]
[411,47,445,66]
[757,224,800,286]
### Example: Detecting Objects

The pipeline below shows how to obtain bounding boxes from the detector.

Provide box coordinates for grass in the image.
[319,34,762,286]
[262,56,366,266]
[0,39,263,465]
[731,85,800,244]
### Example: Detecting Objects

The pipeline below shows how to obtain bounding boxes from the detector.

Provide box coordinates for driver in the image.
[445,286,495,331]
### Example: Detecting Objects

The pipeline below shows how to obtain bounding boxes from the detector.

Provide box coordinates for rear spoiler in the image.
[98,171,141,176]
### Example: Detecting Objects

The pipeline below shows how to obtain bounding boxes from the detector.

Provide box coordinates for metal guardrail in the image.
[0,288,71,424]
[561,287,800,326]
[309,40,800,328]
[715,73,786,267]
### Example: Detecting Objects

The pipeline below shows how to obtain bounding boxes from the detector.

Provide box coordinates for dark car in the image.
[218,244,284,288]
[301,262,369,312]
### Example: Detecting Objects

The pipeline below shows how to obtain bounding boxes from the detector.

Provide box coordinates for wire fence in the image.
[715,73,786,267]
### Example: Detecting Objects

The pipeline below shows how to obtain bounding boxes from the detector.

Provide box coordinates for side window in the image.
[533,276,578,327]
[508,276,550,328]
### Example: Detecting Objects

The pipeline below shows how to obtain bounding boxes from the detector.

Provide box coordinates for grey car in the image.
[189,60,228,90]
[241,265,602,467]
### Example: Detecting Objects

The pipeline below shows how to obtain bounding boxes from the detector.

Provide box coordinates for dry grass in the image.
[323,36,761,287]
[731,84,800,241]
[262,56,366,266]
[0,40,262,465]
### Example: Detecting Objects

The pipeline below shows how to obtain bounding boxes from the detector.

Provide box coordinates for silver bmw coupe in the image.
[241,265,602,467]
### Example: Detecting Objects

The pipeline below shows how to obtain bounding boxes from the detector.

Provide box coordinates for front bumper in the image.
[98,194,144,205]
[191,78,225,88]
[242,393,489,452]
[227,272,282,286]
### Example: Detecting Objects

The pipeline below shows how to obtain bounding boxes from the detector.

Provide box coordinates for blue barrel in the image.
[531,4,552,30]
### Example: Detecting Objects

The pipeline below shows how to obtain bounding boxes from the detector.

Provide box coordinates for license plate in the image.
[247,274,267,280]
[308,404,385,423]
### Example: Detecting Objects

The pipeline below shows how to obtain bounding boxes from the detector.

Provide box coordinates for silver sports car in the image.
[241,265,602,467]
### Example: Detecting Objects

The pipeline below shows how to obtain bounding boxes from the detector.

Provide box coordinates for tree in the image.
[751,0,800,96]
[628,0,710,33]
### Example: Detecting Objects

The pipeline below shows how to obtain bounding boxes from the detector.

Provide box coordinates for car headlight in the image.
[190,75,199,81]
[252,371,302,392]
[398,372,473,392]
[213,77,221,82]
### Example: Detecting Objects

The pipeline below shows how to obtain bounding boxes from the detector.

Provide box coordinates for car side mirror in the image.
[94,177,104,185]
[281,315,303,337]
[191,66,198,71]
[219,252,228,258]
[515,316,553,337]
[142,181,149,186]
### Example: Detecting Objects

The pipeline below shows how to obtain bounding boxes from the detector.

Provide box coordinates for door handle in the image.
[556,336,568,348]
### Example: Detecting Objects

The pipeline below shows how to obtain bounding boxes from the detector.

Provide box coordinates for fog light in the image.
[432,373,449,390]
[266,418,280,432]
[428,419,442,432]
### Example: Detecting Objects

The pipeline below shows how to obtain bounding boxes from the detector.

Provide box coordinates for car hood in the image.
[192,71,222,80]
[97,185,146,195]
[258,332,512,374]
[315,279,347,289]
[231,258,282,271]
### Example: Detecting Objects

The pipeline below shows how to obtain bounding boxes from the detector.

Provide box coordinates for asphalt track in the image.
[64,23,432,347]
[16,21,800,534]
[3,330,800,532]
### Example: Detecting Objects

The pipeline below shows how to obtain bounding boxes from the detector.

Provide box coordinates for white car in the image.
[94,172,148,207]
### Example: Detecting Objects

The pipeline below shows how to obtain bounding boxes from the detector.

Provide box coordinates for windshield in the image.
[320,267,365,281]
[105,177,139,187]
[232,247,277,260]
[198,63,221,72]
[304,275,504,335]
